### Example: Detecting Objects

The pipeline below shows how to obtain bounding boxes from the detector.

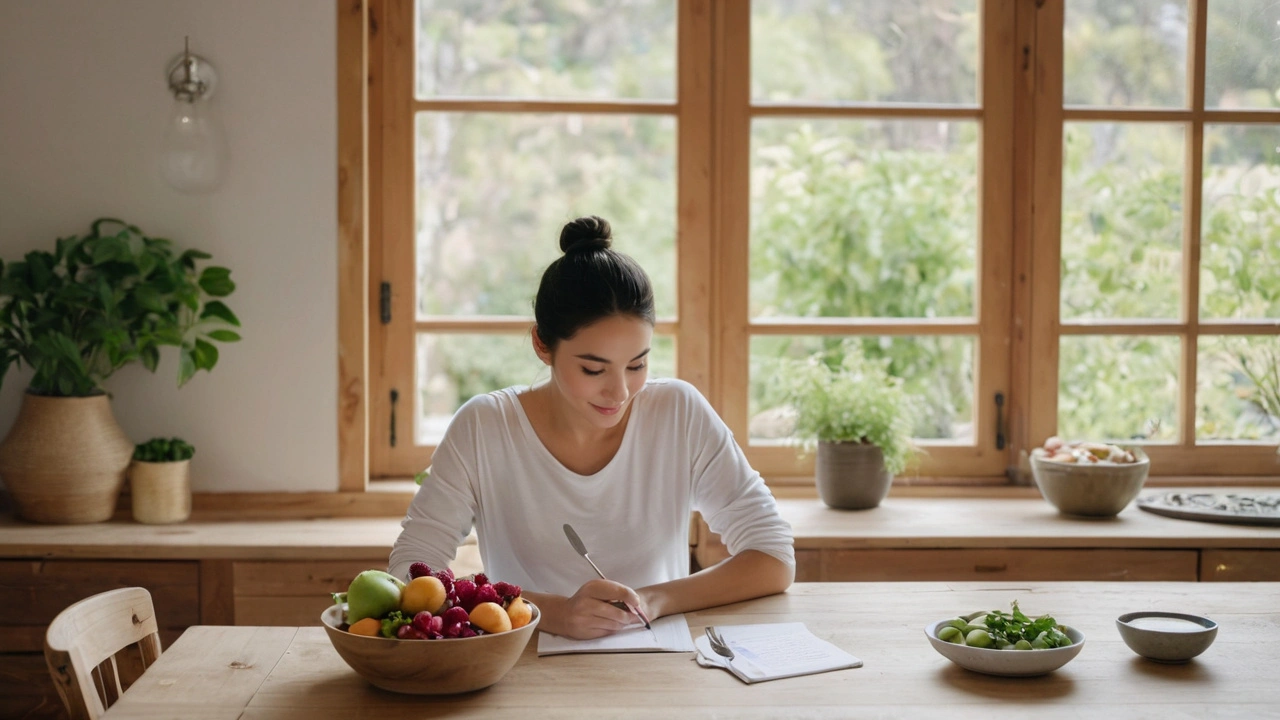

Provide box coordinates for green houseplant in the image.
[779,348,919,510]
[0,218,239,523]
[129,437,196,525]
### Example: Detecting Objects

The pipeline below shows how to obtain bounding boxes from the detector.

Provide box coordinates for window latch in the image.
[995,392,1006,450]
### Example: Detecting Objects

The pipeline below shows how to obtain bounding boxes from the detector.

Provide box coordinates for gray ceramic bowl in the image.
[1116,612,1218,663]
[1030,448,1150,517]
[924,619,1085,677]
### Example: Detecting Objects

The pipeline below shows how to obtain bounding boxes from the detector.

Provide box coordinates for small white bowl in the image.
[924,619,1085,677]
[1116,612,1218,663]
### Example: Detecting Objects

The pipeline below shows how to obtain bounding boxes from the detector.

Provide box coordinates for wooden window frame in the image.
[338,0,1280,492]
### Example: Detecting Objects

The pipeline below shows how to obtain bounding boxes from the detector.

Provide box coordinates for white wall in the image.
[0,0,339,492]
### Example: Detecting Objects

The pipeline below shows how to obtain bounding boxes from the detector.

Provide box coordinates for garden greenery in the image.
[0,218,240,397]
[778,345,919,475]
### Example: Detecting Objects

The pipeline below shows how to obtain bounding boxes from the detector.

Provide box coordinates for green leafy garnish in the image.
[983,600,1072,648]
[379,611,412,639]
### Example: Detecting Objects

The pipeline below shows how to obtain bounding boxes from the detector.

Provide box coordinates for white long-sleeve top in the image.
[388,378,795,596]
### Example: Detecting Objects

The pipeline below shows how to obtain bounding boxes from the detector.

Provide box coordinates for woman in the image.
[389,215,794,640]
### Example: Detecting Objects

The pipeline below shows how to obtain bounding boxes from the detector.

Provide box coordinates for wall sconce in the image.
[161,37,227,193]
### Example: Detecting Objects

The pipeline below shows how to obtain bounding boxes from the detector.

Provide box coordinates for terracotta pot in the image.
[0,393,133,524]
[129,459,192,524]
[815,440,893,510]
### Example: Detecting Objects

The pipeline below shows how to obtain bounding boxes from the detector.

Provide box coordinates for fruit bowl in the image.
[924,619,1085,677]
[1030,447,1150,517]
[321,601,539,694]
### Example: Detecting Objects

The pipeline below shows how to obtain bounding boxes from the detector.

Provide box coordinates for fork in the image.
[704,626,735,661]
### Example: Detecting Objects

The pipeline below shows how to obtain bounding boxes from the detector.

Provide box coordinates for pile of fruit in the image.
[333,563,532,640]
[1035,436,1139,464]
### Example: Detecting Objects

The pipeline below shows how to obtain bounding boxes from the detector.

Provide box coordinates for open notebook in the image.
[694,622,862,683]
[537,614,696,656]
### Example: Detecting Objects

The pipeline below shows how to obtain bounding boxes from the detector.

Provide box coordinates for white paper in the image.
[694,622,862,683]
[537,613,696,655]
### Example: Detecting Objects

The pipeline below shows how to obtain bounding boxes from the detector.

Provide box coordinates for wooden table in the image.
[102,582,1279,719]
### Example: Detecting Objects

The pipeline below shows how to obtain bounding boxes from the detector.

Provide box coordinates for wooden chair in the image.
[44,587,163,720]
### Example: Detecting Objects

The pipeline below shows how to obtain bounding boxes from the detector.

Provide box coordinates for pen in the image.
[562,523,652,630]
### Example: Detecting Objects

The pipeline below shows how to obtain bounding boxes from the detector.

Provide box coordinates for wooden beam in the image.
[337,0,369,492]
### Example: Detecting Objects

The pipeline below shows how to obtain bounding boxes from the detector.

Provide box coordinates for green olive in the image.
[938,626,964,644]
[965,629,994,648]
[948,618,969,631]
[1015,639,1033,650]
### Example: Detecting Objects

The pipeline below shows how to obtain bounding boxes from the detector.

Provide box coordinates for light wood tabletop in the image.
[101,582,1278,719]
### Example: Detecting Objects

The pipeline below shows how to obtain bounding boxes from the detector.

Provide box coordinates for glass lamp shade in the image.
[161,98,226,193]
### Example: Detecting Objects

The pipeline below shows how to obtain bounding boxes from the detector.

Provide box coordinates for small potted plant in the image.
[129,437,196,524]
[778,347,920,510]
[0,218,238,524]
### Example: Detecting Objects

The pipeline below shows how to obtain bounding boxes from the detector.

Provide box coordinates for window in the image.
[347,0,1279,485]
[1028,0,1280,477]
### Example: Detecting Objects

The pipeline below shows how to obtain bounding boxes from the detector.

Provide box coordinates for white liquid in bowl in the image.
[1126,616,1206,633]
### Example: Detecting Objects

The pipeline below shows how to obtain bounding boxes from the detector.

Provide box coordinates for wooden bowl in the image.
[1030,448,1150,517]
[321,602,539,694]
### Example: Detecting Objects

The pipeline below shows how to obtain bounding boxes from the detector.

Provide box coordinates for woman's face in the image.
[536,314,653,430]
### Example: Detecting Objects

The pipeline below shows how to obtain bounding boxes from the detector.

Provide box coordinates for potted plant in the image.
[129,437,196,524]
[0,218,239,524]
[778,347,920,510]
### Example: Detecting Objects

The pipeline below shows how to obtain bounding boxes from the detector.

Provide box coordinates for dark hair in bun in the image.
[535,215,655,350]
[559,215,613,255]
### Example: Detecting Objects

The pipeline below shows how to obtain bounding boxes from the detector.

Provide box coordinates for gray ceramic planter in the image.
[815,441,893,510]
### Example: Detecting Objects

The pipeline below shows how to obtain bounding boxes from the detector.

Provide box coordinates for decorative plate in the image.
[1137,491,1280,527]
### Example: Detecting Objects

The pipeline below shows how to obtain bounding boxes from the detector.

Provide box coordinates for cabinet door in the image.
[232,560,389,626]
[1200,550,1280,581]
[819,549,1198,581]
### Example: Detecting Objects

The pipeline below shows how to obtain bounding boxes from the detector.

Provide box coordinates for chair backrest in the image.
[44,587,163,720]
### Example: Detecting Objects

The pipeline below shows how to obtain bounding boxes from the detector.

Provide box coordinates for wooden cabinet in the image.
[1200,550,1280,581]
[230,559,389,626]
[816,548,1197,581]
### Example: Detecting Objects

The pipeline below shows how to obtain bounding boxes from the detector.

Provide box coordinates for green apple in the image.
[345,570,406,623]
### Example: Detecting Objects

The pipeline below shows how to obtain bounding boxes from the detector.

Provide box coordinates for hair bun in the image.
[559,216,613,255]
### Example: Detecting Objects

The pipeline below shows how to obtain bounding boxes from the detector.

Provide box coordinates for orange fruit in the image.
[507,597,532,629]
[469,601,512,634]
[400,576,447,615]
[348,617,381,636]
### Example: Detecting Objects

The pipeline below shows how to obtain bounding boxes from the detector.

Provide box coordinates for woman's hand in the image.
[525,579,646,640]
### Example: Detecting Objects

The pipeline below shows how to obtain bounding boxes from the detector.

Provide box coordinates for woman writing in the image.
[389,216,794,640]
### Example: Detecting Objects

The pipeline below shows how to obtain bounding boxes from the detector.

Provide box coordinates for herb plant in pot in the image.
[130,437,196,524]
[0,219,239,524]
[779,349,919,510]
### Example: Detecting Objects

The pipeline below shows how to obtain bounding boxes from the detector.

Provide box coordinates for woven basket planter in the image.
[0,393,133,524]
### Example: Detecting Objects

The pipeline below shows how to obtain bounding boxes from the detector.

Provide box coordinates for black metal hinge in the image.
[380,281,392,325]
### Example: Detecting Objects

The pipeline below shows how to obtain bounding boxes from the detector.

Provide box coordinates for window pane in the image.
[751,0,978,105]
[416,333,542,445]
[1197,335,1280,443]
[415,112,676,318]
[1061,122,1184,320]
[1064,0,1187,108]
[1201,124,1280,319]
[750,120,978,319]
[416,333,676,445]
[748,335,975,444]
[1058,335,1179,442]
[415,0,676,100]
[1205,0,1280,110]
